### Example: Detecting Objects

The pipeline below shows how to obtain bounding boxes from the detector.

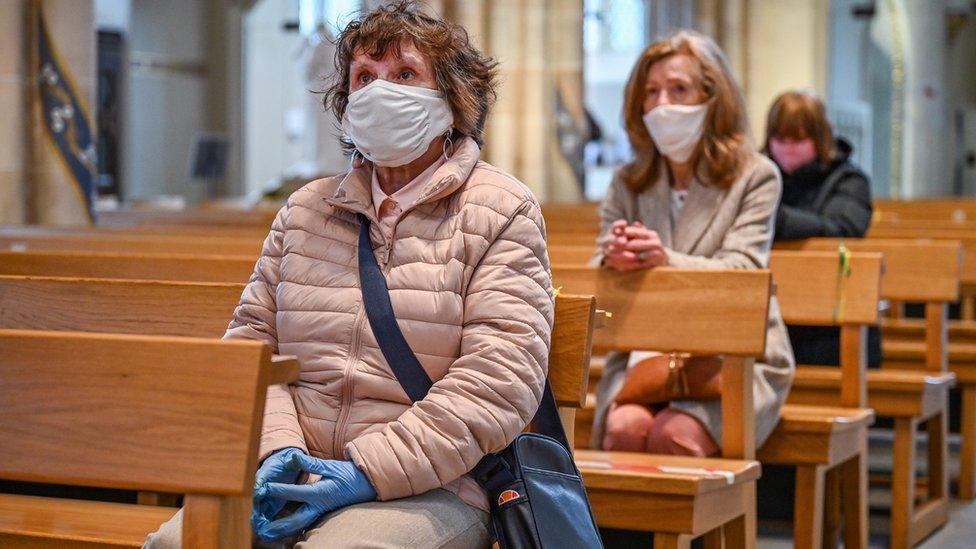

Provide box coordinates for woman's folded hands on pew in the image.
[252,451,378,541]
[600,219,668,270]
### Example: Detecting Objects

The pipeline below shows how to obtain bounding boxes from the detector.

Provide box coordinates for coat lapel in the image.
[672,179,728,253]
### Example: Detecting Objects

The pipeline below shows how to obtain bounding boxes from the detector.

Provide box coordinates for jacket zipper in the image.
[333,297,367,458]
[332,221,387,459]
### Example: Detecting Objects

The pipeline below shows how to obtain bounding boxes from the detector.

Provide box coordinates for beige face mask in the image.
[642,102,708,163]
[341,79,454,167]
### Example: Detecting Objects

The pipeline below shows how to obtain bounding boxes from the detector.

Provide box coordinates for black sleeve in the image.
[818,172,873,237]
[774,171,873,241]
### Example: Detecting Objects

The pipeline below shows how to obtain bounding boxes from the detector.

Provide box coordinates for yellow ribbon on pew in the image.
[553,285,612,319]
[832,244,852,323]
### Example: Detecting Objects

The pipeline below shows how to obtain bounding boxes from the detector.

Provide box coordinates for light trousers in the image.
[142,488,490,549]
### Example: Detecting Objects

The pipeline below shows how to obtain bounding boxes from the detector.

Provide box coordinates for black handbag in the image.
[356,214,603,549]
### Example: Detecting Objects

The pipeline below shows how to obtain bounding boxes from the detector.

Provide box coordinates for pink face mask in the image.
[769,138,817,174]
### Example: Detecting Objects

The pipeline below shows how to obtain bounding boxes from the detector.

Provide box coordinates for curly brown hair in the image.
[621,30,751,192]
[324,1,498,149]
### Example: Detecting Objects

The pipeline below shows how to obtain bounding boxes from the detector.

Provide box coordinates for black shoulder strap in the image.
[357,213,433,401]
[355,213,570,457]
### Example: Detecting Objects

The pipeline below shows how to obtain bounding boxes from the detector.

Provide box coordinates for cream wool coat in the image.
[590,152,795,449]
[224,138,554,511]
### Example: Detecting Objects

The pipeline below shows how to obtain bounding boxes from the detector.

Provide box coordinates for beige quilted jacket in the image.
[224,138,554,511]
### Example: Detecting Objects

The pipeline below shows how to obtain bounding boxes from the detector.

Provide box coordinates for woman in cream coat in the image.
[591,30,794,456]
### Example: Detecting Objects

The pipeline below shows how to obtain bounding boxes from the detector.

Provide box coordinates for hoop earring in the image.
[442,132,454,159]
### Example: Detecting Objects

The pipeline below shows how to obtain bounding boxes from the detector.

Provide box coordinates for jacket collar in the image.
[324,137,481,219]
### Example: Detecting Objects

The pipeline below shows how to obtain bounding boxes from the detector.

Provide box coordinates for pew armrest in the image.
[269,355,300,386]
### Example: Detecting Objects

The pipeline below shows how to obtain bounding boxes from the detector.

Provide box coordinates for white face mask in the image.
[341,79,454,167]
[642,103,708,163]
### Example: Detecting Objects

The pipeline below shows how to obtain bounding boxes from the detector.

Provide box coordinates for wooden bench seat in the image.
[789,367,955,417]
[0,493,176,548]
[576,450,760,538]
[758,406,875,465]
[576,451,761,496]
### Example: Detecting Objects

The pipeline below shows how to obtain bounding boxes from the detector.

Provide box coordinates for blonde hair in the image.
[620,30,751,192]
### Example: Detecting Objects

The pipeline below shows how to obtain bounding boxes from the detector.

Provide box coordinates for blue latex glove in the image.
[253,454,378,541]
[251,447,304,534]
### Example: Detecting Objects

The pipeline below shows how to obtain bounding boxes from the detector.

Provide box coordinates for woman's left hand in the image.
[253,456,377,541]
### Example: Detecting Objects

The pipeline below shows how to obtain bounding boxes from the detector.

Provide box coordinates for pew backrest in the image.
[874,198,976,222]
[0,250,256,284]
[0,229,262,256]
[0,330,289,493]
[551,266,772,459]
[777,238,961,372]
[0,276,244,337]
[778,238,960,303]
[769,250,884,407]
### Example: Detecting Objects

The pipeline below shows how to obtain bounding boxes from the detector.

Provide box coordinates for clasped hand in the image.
[599,219,668,271]
[252,448,377,541]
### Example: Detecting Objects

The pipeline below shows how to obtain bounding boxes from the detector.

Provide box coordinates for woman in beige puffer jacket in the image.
[237,135,553,512]
[143,4,552,548]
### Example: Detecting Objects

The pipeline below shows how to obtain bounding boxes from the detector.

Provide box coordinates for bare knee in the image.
[602,403,655,452]
[645,408,719,457]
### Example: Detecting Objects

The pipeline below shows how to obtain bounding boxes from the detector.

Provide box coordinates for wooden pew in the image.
[0,330,299,547]
[548,246,881,549]
[778,238,960,548]
[0,275,600,540]
[0,250,256,284]
[874,198,976,222]
[98,208,278,229]
[542,203,602,237]
[758,250,882,549]
[554,266,771,549]
[867,224,976,319]
[0,229,262,256]
[0,276,243,338]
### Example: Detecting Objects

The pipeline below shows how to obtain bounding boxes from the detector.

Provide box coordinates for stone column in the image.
[744,0,829,142]
[0,0,28,224]
[899,0,949,197]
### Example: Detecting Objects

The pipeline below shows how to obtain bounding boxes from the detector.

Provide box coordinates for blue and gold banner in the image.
[35,1,97,221]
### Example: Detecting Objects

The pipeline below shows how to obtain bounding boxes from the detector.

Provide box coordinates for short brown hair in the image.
[764,89,835,164]
[324,1,498,149]
[621,30,751,192]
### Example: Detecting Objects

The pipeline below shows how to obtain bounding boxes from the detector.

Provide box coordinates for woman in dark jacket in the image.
[766,90,873,240]
[764,89,880,370]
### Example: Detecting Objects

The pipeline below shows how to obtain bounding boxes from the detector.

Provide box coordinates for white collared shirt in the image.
[370,156,446,240]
